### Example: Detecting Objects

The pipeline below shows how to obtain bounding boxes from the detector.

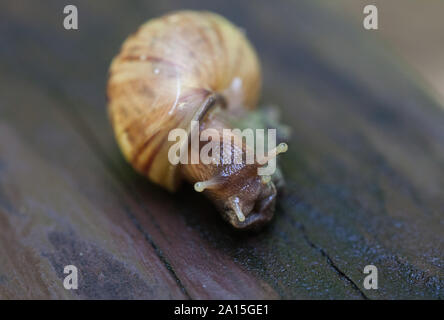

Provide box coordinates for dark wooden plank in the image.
[0,68,187,299]
[251,1,444,299]
[0,0,443,299]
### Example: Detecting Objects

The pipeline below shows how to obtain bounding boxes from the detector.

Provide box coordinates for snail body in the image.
[108,11,287,229]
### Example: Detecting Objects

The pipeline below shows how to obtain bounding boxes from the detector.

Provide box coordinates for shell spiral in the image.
[107,10,261,191]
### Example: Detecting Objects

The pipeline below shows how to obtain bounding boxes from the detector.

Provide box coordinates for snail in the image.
[107,10,288,229]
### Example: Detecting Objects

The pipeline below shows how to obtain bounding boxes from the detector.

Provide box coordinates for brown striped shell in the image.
[107,10,261,191]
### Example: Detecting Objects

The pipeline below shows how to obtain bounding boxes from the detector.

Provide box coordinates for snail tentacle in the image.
[229,196,245,222]
[258,142,288,164]
[194,178,221,192]
[260,175,272,185]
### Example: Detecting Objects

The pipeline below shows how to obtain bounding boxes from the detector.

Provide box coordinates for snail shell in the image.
[108,10,261,191]
[108,11,285,229]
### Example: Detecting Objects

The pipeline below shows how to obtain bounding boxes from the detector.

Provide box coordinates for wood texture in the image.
[0,0,442,299]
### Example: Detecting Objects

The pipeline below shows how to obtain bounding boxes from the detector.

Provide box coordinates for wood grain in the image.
[0,0,442,299]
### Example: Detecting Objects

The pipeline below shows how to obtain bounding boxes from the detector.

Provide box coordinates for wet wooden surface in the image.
[0,0,443,299]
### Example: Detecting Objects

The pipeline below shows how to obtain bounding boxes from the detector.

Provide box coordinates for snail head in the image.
[192,161,278,230]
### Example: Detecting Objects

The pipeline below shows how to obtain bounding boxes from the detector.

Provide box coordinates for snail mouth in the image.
[226,190,276,230]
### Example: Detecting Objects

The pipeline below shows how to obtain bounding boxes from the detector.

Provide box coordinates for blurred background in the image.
[336,0,444,107]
